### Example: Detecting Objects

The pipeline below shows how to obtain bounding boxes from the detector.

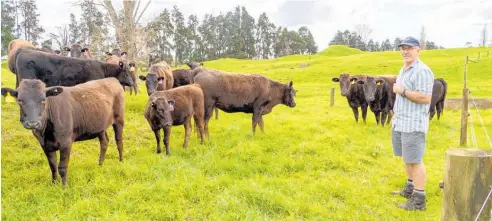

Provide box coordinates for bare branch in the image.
[135,0,151,25]
[133,0,141,20]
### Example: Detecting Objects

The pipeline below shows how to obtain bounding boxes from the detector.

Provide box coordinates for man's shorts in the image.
[391,127,426,164]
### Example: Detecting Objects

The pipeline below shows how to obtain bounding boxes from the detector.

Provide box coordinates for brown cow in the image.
[357,75,397,126]
[1,78,126,187]
[139,61,174,96]
[332,73,369,123]
[192,67,297,135]
[429,78,447,120]
[127,61,139,95]
[7,39,35,74]
[144,84,206,155]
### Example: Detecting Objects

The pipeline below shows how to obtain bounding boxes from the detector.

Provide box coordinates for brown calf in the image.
[139,61,174,96]
[1,78,126,187]
[144,84,206,155]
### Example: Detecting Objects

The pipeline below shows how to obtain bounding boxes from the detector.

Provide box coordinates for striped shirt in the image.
[392,58,434,134]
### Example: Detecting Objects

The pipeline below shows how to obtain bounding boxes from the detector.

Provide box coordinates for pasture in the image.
[2,45,492,220]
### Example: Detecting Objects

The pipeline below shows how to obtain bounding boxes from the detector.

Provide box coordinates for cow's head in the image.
[186,61,203,70]
[139,73,164,96]
[283,81,297,107]
[69,44,83,58]
[148,95,175,128]
[81,47,90,58]
[116,61,134,87]
[357,76,384,102]
[1,79,63,130]
[332,73,358,96]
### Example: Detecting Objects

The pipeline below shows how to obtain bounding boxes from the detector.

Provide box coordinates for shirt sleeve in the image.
[414,67,434,95]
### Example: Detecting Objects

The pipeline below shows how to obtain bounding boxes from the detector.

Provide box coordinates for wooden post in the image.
[330,88,335,107]
[441,148,492,221]
[460,56,469,146]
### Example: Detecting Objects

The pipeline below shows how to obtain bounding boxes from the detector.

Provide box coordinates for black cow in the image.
[12,47,134,88]
[429,78,447,120]
[357,75,397,126]
[332,73,368,123]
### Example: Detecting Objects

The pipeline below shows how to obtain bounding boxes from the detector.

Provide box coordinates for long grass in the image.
[2,46,492,220]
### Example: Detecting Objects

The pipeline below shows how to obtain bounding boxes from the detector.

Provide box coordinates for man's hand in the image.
[393,83,404,95]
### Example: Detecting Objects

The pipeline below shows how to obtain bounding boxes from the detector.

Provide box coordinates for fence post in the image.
[441,148,492,221]
[330,88,335,107]
[460,56,469,146]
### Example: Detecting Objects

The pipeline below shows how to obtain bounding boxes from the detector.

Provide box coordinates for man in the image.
[390,36,434,211]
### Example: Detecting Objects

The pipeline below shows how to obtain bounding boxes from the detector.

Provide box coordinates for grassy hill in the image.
[1,46,492,220]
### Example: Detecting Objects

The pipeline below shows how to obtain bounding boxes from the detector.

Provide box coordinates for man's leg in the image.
[391,127,414,198]
[398,132,427,211]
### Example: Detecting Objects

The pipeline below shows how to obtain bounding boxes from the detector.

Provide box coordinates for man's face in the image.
[400,45,420,63]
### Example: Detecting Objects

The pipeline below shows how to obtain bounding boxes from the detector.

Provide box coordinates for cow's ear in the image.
[357,80,364,84]
[139,75,146,81]
[167,99,175,111]
[105,52,112,56]
[287,81,293,88]
[1,88,18,98]
[332,77,340,82]
[46,87,63,97]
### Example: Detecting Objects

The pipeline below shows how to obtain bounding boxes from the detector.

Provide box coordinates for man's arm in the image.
[393,68,434,104]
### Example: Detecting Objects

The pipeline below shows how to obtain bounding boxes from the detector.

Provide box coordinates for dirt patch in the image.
[445,98,492,110]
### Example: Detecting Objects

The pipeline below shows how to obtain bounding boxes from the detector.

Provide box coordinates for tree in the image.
[1,0,16,55]
[101,0,151,60]
[480,24,488,47]
[393,37,402,51]
[298,26,317,54]
[18,0,45,45]
[241,6,256,59]
[68,13,80,44]
[146,9,174,64]
[354,24,372,43]
[255,12,273,59]
[172,5,188,65]
[49,25,69,51]
[367,39,375,51]
[420,25,427,50]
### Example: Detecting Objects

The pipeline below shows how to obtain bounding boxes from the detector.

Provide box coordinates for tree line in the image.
[329,29,444,52]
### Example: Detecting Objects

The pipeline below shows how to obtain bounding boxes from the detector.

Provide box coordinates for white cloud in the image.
[35,0,492,51]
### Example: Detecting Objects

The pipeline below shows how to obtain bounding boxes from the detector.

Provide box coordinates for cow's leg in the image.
[58,141,72,187]
[361,104,368,124]
[203,101,215,140]
[429,104,436,120]
[258,115,265,132]
[351,107,359,123]
[163,126,171,155]
[43,148,58,184]
[214,107,219,120]
[374,111,381,125]
[437,101,444,120]
[112,122,124,162]
[98,131,109,166]
[154,129,162,153]
[381,111,388,127]
[193,114,205,144]
[183,117,192,148]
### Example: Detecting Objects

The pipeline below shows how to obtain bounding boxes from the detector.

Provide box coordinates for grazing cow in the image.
[429,78,447,120]
[7,39,35,74]
[139,61,174,96]
[13,47,134,88]
[332,73,368,123]
[357,75,397,126]
[1,78,126,187]
[144,84,206,155]
[193,67,297,135]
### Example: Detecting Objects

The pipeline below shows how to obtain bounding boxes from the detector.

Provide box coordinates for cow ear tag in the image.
[377,82,381,86]
[130,67,135,72]
[5,93,15,103]
[351,81,356,85]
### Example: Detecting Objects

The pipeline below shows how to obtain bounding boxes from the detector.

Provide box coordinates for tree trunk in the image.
[441,148,492,221]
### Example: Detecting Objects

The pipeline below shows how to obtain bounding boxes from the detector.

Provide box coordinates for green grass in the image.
[2,46,492,220]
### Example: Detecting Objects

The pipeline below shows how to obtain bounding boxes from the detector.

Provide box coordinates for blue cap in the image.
[398,36,420,47]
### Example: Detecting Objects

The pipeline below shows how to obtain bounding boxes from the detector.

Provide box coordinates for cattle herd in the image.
[332,73,448,125]
[1,39,298,187]
[1,39,447,187]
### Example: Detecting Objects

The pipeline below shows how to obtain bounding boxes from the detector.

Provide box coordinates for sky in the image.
[36,0,492,51]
